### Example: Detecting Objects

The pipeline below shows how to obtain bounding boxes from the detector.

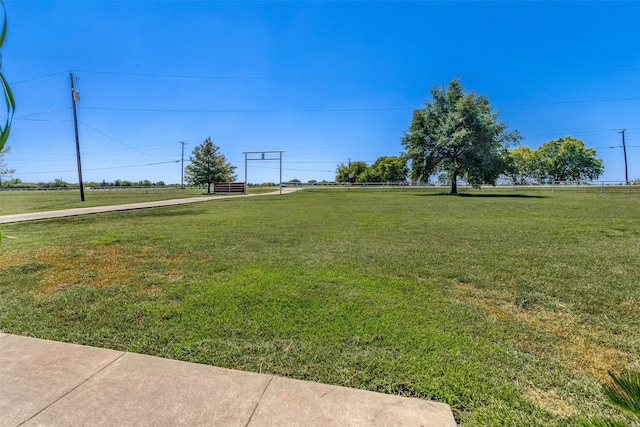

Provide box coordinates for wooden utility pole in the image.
[70,71,84,201]
[619,129,628,185]
[179,141,186,190]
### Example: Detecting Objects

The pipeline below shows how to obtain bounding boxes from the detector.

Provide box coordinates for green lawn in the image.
[1,189,639,425]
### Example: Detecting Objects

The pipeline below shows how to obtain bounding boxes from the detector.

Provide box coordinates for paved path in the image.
[0,189,297,224]
[0,333,456,426]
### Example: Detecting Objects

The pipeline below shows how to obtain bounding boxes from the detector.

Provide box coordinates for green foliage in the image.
[0,0,13,244]
[0,0,14,152]
[357,156,408,183]
[581,370,640,426]
[184,137,237,193]
[336,157,409,183]
[335,160,368,182]
[505,146,537,185]
[535,136,604,183]
[605,371,640,420]
[507,137,603,184]
[402,78,520,193]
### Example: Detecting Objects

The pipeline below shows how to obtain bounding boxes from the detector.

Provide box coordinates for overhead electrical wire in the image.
[75,67,640,81]
[9,71,68,85]
[78,95,640,115]
[79,121,175,162]
[16,161,179,175]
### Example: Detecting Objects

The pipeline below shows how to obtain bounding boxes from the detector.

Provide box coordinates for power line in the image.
[15,161,180,175]
[75,67,640,81]
[79,121,173,162]
[9,71,68,85]
[80,106,411,113]
[13,107,72,118]
[78,95,640,115]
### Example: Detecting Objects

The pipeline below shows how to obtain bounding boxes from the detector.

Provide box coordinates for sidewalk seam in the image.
[16,351,127,426]
[244,374,274,427]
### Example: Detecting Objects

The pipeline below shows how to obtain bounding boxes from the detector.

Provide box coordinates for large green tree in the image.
[505,146,537,185]
[335,160,368,183]
[402,79,520,193]
[358,156,408,183]
[534,136,603,183]
[185,138,237,194]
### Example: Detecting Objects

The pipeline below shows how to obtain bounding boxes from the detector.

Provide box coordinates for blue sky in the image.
[3,1,640,184]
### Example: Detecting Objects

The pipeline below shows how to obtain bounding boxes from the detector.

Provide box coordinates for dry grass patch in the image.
[0,244,182,294]
[455,282,636,381]
[524,388,577,418]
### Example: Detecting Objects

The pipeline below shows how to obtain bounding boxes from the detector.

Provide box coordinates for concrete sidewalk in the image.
[0,194,245,225]
[0,333,456,426]
[0,188,301,224]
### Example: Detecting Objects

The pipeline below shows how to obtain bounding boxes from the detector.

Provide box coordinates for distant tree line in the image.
[0,178,168,189]
[505,136,603,184]
[335,156,409,183]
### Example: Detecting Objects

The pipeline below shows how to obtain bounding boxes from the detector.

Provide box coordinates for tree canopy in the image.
[335,161,368,183]
[335,156,408,183]
[505,146,537,185]
[506,136,603,184]
[535,136,603,183]
[358,156,408,183]
[402,79,520,193]
[185,138,237,194]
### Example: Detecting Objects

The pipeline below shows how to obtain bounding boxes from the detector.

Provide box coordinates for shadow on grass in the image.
[416,192,549,199]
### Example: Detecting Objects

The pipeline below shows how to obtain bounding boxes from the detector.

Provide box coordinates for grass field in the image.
[1,188,639,425]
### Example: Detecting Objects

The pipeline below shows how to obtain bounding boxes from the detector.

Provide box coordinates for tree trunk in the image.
[207,183,211,194]
[450,173,458,194]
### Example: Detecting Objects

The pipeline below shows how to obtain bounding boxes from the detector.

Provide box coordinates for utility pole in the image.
[69,71,84,201]
[179,141,186,190]
[619,129,628,185]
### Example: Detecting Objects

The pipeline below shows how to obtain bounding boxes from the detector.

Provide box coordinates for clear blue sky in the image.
[4,1,640,184]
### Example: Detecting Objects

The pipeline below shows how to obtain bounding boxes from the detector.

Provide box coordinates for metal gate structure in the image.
[243,151,284,195]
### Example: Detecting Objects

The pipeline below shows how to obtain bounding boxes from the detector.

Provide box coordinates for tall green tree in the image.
[358,156,408,183]
[185,138,237,194]
[535,136,603,183]
[335,160,368,183]
[505,146,537,185]
[402,79,520,194]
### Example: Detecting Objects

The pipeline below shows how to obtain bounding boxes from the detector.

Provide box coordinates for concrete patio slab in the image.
[249,375,456,427]
[23,352,272,426]
[0,334,124,426]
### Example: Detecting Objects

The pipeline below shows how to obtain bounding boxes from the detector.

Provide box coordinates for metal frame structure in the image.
[243,151,284,194]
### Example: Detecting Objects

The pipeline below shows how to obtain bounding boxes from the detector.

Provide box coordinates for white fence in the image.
[282,181,640,193]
